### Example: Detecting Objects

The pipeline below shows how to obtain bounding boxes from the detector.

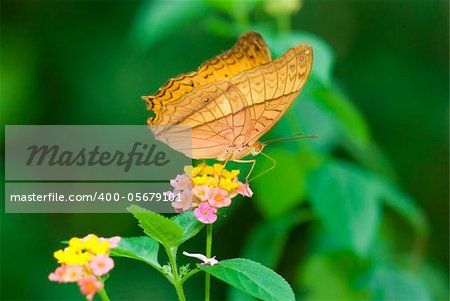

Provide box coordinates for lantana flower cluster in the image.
[49,234,120,300]
[169,163,253,224]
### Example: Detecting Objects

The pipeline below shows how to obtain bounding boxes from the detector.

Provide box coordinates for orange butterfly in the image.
[143,32,313,180]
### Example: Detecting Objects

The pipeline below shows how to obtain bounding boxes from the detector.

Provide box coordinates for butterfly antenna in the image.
[262,133,319,145]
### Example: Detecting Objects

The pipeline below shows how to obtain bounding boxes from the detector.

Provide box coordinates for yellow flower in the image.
[68,237,83,251]
[193,175,218,187]
[218,177,239,191]
[82,234,110,255]
[54,248,93,265]
[192,164,206,177]
[193,175,206,186]
[221,169,240,180]
[212,164,224,175]
[201,165,214,175]
[89,241,110,255]
[184,165,193,178]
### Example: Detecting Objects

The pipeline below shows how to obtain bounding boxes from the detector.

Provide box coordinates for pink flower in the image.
[99,236,121,248]
[183,251,219,266]
[49,265,83,283]
[194,202,217,224]
[171,189,193,212]
[170,174,191,191]
[237,182,253,197]
[78,275,103,301]
[49,266,66,282]
[192,185,211,202]
[89,254,114,276]
[107,236,121,248]
[208,187,231,208]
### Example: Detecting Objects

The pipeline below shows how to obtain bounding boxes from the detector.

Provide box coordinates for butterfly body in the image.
[216,141,265,161]
[143,32,313,162]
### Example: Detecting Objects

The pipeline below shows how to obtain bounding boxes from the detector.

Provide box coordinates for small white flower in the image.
[183,251,219,266]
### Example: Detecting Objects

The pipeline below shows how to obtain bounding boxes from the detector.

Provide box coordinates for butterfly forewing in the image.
[143,32,271,125]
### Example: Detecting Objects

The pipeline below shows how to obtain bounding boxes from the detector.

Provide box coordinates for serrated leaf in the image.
[199,258,295,301]
[128,205,183,249]
[228,212,303,301]
[171,210,204,245]
[307,161,381,256]
[110,236,160,269]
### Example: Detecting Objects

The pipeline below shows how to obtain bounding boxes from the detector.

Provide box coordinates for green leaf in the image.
[312,84,370,147]
[129,0,209,50]
[205,0,261,24]
[375,179,428,237]
[110,236,161,269]
[295,95,341,153]
[228,212,307,301]
[307,161,381,256]
[417,262,449,301]
[199,258,295,301]
[228,284,255,301]
[171,210,204,245]
[128,205,183,249]
[299,254,366,301]
[365,265,430,301]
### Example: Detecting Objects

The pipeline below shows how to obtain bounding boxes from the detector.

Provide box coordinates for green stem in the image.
[98,287,111,301]
[205,224,213,301]
[181,268,202,285]
[166,247,186,301]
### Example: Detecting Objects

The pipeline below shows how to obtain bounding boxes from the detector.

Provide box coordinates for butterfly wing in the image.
[149,44,313,160]
[143,31,271,125]
[232,44,313,147]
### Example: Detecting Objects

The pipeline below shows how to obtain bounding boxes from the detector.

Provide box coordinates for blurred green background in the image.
[1,0,448,300]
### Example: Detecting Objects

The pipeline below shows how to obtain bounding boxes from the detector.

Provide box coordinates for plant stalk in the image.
[98,287,111,301]
[166,247,187,301]
[205,224,213,301]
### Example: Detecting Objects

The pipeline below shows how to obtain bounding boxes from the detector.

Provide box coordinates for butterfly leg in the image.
[233,159,257,183]
[234,152,277,183]
[222,158,230,169]
[218,159,231,186]
[248,152,277,182]
[196,160,206,174]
